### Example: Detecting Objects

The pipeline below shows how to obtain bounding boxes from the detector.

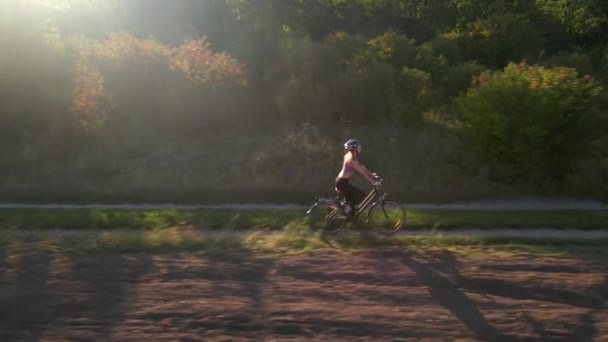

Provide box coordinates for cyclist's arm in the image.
[359,162,375,177]
[350,160,376,184]
[355,160,377,179]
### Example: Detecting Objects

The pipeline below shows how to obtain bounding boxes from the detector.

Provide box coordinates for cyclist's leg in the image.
[335,178,356,212]
[336,179,365,213]
[350,185,366,209]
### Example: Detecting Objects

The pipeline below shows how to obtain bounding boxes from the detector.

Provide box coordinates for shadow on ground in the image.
[0,242,606,341]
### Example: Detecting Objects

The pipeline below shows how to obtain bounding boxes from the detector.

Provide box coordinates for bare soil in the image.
[0,249,607,341]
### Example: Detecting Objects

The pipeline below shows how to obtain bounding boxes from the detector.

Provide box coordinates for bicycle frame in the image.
[306,181,386,218]
[351,184,386,218]
[306,178,404,233]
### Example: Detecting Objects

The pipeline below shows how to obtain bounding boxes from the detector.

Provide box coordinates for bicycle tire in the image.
[367,200,406,235]
[307,200,347,235]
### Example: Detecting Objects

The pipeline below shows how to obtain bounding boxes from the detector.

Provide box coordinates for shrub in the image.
[457,62,605,186]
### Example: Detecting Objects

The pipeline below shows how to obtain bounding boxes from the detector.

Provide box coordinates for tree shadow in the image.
[143,232,276,339]
[398,250,518,342]
[557,266,608,342]
[462,277,604,309]
[476,263,597,274]
[64,254,155,339]
[0,248,154,341]
[516,268,607,342]
[519,310,599,342]
[221,244,608,341]
[0,239,605,341]
[0,250,53,341]
[399,249,608,342]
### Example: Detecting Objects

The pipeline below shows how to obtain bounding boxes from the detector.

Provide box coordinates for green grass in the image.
[406,209,608,229]
[0,208,607,230]
[1,228,607,257]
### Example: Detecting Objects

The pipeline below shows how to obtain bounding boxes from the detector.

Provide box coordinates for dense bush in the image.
[443,13,544,68]
[457,62,606,186]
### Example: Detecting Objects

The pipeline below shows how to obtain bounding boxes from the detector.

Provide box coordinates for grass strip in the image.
[0,208,607,230]
[1,227,607,257]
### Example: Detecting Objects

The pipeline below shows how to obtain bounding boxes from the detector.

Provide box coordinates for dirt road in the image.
[0,249,606,341]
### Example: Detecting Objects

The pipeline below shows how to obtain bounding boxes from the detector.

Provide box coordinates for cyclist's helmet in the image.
[344,138,361,151]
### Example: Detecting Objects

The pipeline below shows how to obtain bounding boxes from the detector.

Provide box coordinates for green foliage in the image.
[393,67,433,121]
[438,62,487,98]
[1,0,608,201]
[535,0,608,46]
[360,31,419,67]
[457,63,605,185]
[446,13,545,68]
[354,31,447,77]
[427,35,464,64]
[275,78,333,124]
[329,63,399,123]
[540,51,597,77]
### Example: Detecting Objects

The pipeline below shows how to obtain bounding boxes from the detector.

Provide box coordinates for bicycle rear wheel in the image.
[368,200,406,235]
[307,200,346,235]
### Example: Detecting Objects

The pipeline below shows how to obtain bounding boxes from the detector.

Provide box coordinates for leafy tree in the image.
[445,13,544,68]
[457,62,605,184]
[535,0,608,47]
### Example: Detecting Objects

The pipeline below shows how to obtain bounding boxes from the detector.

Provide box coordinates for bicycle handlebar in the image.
[373,177,383,187]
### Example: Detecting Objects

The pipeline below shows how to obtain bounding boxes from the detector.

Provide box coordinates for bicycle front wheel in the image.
[368,200,406,235]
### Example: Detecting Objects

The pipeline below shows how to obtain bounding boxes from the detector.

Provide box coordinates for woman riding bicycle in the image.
[335,139,379,215]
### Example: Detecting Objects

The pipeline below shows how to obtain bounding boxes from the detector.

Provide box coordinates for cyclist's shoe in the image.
[344,205,355,218]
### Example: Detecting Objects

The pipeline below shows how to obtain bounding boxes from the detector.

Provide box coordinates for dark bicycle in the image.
[306,177,406,236]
